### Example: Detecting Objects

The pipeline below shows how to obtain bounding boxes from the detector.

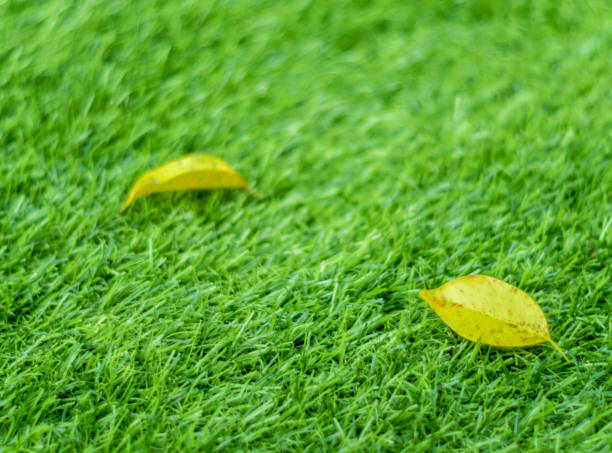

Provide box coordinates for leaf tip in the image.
[120,197,132,212]
[418,288,431,299]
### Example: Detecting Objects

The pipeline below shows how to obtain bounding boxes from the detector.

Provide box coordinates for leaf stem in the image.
[247,187,264,199]
[549,340,570,362]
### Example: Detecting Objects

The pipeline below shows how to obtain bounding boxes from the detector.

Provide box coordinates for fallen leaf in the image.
[419,275,569,361]
[121,154,260,211]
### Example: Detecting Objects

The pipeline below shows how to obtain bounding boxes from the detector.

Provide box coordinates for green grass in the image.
[1,0,611,451]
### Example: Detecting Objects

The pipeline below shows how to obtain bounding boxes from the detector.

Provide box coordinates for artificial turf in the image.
[1,0,611,451]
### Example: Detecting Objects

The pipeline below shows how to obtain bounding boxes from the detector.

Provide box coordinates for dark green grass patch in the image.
[1,0,611,451]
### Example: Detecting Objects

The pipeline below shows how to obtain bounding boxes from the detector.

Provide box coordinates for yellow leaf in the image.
[121,154,259,211]
[419,275,569,361]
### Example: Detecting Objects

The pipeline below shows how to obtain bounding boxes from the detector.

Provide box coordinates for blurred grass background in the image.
[1,0,611,451]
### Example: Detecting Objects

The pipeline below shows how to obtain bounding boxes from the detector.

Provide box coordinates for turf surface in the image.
[1,0,611,451]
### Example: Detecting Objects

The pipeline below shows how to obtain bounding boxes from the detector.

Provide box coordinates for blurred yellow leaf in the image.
[419,275,568,360]
[121,154,259,211]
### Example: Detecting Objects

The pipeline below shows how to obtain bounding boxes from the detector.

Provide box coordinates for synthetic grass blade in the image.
[121,154,260,211]
[419,275,569,361]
